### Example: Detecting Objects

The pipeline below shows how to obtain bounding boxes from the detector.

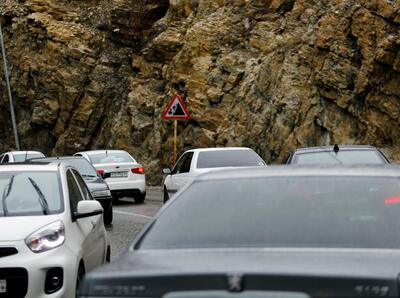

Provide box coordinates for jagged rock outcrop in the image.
[1,0,400,184]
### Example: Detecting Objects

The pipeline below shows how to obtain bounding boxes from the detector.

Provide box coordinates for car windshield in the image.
[293,150,386,165]
[139,176,400,250]
[0,171,62,217]
[197,150,265,169]
[14,153,44,162]
[89,152,135,164]
[60,159,97,178]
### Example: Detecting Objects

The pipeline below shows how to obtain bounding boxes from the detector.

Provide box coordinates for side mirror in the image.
[74,201,103,220]
[163,168,172,175]
[102,172,111,179]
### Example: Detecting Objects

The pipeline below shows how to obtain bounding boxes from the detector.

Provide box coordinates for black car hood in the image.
[81,249,400,297]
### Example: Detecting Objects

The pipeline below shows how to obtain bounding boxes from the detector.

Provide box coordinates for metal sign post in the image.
[0,23,20,150]
[162,94,190,165]
[173,120,177,164]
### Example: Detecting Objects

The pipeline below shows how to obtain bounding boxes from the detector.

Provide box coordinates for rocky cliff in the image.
[1,0,400,184]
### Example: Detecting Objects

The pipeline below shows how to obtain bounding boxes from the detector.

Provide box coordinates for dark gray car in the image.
[33,156,113,225]
[286,144,390,165]
[80,165,400,298]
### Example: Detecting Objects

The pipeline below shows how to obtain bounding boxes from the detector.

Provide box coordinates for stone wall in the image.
[1,0,400,184]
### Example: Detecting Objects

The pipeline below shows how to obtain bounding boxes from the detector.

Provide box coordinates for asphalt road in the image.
[106,187,163,261]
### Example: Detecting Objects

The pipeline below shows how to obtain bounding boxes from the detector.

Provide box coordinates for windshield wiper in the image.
[28,177,50,215]
[327,151,343,165]
[81,174,97,178]
[1,175,14,216]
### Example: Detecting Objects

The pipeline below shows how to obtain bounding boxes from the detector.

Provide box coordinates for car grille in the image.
[0,247,18,258]
[0,268,28,298]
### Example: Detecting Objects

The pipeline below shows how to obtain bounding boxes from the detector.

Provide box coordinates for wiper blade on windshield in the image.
[1,175,14,216]
[327,151,343,165]
[81,174,97,178]
[28,177,50,215]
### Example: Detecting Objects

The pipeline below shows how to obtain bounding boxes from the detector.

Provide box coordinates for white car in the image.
[0,150,45,163]
[162,147,266,202]
[0,162,109,298]
[74,150,146,203]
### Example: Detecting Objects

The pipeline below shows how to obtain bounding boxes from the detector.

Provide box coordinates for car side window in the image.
[180,152,193,173]
[72,169,92,201]
[67,170,84,213]
[173,153,190,174]
[2,154,9,164]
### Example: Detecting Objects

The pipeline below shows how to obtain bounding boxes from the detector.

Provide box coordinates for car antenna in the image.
[24,150,28,162]
[333,144,339,154]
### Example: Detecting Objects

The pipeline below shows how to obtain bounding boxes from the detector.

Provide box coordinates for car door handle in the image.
[91,221,96,230]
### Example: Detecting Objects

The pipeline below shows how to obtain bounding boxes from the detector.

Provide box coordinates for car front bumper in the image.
[0,240,79,298]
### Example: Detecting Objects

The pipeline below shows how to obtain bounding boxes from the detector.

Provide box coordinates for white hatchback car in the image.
[163,147,266,202]
[74,150,146,203]
[0,150,45,163]
[0,162,109,298]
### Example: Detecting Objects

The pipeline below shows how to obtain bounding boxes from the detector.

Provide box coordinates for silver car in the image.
[74,150,146,203]
[0,151,45,163]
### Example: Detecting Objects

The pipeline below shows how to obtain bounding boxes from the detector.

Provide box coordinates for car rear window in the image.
[89,152,135,164]
[0,171,63,217]
[139,176,400,249]
[197,150,265,169]
[14,153,45,162]
[293,150,386,165]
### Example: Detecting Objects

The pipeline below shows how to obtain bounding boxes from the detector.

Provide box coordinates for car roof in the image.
[293,145,379,154]
[184,147,253,153]
[36,156,86,161]
[190,165,400,182]
[76,150,128,155]
[0,162,59,171]
[6,150,44,155]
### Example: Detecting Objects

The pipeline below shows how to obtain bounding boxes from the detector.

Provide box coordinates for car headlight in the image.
[25,221,65,253]
[91,189,111,198]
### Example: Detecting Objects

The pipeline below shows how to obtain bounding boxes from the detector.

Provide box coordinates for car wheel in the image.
[75,263,85,298]
[163,186,170,203]
[134,192,146,203]
[104,200,113,225]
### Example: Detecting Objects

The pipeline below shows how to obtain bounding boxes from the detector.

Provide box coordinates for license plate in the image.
[0,280,6,293]
[110,171,128,178]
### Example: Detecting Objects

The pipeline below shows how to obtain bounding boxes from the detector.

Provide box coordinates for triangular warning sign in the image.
[162,95,190,120]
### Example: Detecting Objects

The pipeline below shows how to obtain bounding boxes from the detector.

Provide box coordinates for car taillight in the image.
[97,169,104,176]
[131,167,145,174]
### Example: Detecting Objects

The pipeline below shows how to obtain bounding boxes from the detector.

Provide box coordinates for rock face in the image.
[1,0,400,184]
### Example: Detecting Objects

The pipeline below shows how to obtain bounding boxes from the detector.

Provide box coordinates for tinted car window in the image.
[293,150,386,165]
[72,169,92,201]
[173,152,193,174]
[48,158,98,178]
[0,171,62,216]
[14,153,44,162]
[2,155,9,163]
[67,170,84,213]
[89,152,135,164]
[197,150,265,169]
[139,176,400,249]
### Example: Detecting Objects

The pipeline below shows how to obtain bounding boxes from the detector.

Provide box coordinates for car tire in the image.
[104,200,113,225]
[75,263,85,298]
[134,192,146,203]
[163,186,170,203]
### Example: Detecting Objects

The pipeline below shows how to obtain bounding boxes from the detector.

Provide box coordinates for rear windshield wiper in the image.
[1,175,14,216]
[28,177,50,215]
[81,174,97,178]
[327,151,343,164]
